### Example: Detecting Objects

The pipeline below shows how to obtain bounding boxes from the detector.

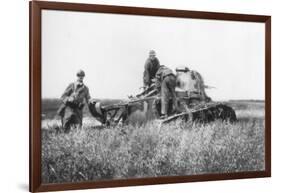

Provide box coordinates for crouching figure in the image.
[57,70,91,132]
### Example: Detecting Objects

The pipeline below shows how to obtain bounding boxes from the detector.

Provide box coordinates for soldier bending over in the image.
[155,65,178,119]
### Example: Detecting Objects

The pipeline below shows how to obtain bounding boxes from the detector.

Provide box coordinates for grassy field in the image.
[41,99,265,184]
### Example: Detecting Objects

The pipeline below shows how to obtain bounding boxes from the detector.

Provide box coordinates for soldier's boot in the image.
[160,114,168,119]
[63,116,73,133]
[63,124,71,133]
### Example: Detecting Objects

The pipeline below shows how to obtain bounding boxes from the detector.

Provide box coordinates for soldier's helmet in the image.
[176,66,190,72]
[149,50,156,56]
[76,69,85,77]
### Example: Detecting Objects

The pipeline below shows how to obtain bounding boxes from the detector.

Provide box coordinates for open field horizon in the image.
[41,98,264,120]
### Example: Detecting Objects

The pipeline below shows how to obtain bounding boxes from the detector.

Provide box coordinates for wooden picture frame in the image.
[30,1,271,192]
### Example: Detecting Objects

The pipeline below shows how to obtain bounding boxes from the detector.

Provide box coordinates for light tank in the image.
[88,66,237,126]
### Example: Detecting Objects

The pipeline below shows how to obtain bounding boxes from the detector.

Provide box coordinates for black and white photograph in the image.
[41,8,266,184]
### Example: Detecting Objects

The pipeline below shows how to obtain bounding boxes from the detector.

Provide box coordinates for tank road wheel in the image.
[177,99,189,112]
[215,104,237,122]
[197,108,216,123]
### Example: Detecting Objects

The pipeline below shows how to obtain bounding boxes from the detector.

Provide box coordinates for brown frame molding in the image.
[30,1,271,192]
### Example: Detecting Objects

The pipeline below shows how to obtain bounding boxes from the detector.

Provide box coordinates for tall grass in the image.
[42,117,264,183]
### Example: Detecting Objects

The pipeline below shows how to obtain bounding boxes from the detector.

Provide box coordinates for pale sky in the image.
[42,10,265,100]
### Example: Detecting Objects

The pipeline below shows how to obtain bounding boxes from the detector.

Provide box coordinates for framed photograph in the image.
[30,1,271,192]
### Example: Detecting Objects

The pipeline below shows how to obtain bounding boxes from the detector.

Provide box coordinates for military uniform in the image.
[155,66,177,117]
[143,53,160,87]
[59,81,90,132]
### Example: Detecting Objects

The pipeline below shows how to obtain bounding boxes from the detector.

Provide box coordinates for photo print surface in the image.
[41,9,265,184]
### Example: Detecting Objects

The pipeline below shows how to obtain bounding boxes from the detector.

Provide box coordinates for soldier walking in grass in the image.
[143,50,160,88]
[155,65,178,119]
[57,70,91,132]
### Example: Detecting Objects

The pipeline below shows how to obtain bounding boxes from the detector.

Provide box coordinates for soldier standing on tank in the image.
[57,70,91,132]
[143,50,160,88]
[155,65,178,119]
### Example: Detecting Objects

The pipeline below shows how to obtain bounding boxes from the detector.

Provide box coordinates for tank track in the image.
[159,102,237,124]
